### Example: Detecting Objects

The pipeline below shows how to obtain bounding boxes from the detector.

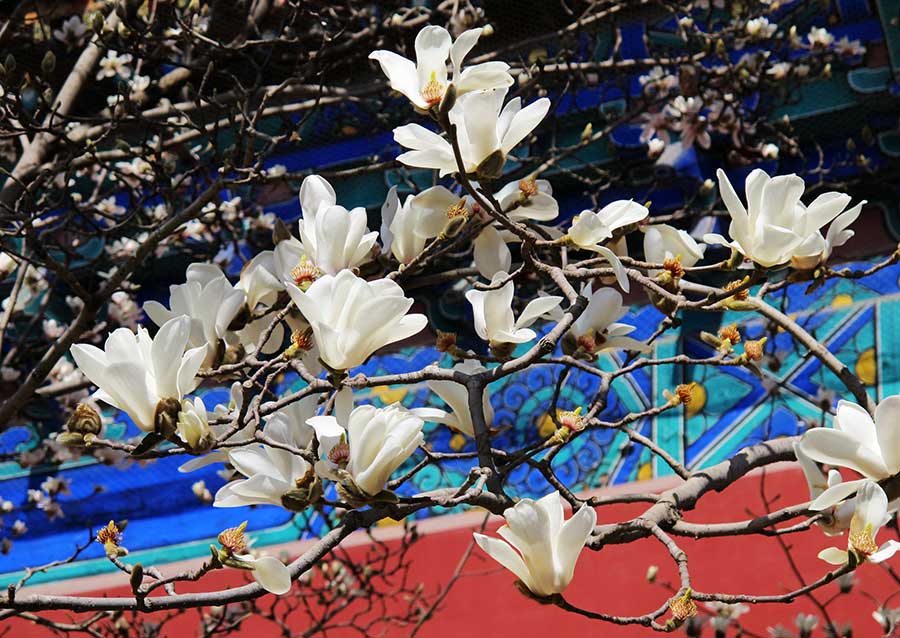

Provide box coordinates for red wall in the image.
[9,467,897,637]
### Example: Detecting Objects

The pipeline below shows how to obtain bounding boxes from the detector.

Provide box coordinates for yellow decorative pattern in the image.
[685,383,707,418]
[856,348,877,386]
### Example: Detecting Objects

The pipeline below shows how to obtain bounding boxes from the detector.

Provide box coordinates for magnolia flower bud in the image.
[66,403,102,437]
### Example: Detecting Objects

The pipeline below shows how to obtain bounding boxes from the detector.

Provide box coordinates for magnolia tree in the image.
[0,1,897,637]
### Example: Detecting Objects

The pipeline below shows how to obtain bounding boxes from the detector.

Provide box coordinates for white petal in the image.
[799,429,889,479]
[874,395,900,473]
[473,226,512,279]
[817,547,849,565]
[473,533,537,593]
[251,555,292,595]
[500,97,550,155]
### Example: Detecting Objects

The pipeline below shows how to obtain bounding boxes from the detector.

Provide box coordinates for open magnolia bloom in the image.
[473,491,597,597]
[286,270,427,372]
[308,400,443,499]
[818,480,900,566]
[568,201,649,248]
[559,285,649,358]
[465,271,563,352]
[175,396,213,452]
[799,397,900,510]
[793,442,854,536]
[369,26,513,111]
[407,185,475,240]
[426,359,494,437]
[237,250,283,311]
[70,316,207,432]
[790,200,863,271]
[217,522,292,595]
[495,177,559,223]
[704,169,859,268]
[274,175,378,278]
[213,401,319,511]
[473,225,513,279]
[380,187,426,265]
[394,88,550,179]
[144,263,246,367]
[642,223,706,276]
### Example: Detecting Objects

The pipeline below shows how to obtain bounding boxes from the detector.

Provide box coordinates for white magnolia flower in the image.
[808,27,834,49]
[705,169,860,268]
[214,406,316,508]
[144,264,246,367]
[643,223,706,275]
[394,88,550,178]
[494,177,559,223]
[426,360,494,437]
[746,17,777,39]
[70,317,207,431]
[800,397,900,511]
[53,15,87,47]
[793,442,854,536]
[818,480,900,566]
[309,401,441,498]
[473,491,597,597]
[380,186,427,265]
[473,226,512,279]
[176,396,212,451]
[217,522,291,595]
[790,201,863,271]
[405,185,473,240]
[97,50,133,80]
[569,201,649,247]
[286,270,427,371]
[237,251,283,311]
[237,553,291,595]
[562,285,649,356]
[275,175,378,277]
[369,25,513,111]
[465,272,562,347]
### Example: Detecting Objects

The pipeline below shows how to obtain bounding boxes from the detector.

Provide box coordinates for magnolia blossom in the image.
[746,17,776,39]
[287,270,427,371]
[380,187,430,265]
[800,397,900,511]
[175,396,212,451]
[473,491,596,597]
[465,272,562,348]
[494,177,559,223]
[214,406,316,509]
[394,89,550,178]
[705,169,860,268]
[405,186,474,240]
[369,26,513,111]
[473,226,512,279]
[217,522,291,595]
[70,317,206,431]
[237,251,283,311]
[275,175,378,278]
[818,480,900,566]
[144,264,246,366]
[790,201,863,270]
[560,285,648,357]
[793,442,853,536]
[426,360,494,437]
[309,402,442,498]
[643,223,706,275]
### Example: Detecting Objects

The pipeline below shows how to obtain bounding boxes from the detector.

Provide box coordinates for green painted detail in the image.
[773,73,858,121]
[877,0,900,73]
[878,130,900,158]
[847,67,892,94]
